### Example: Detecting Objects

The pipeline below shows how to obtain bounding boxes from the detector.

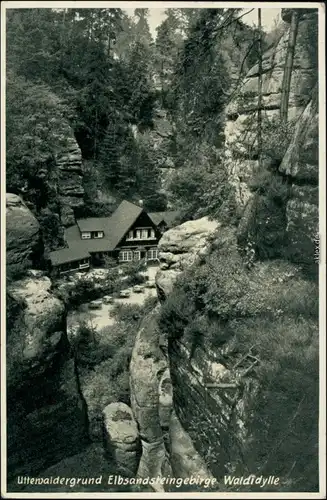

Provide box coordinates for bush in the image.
[261,117,296,167]
[6,261,30,282]
[120,260,147,286]
[63,278,100,309]
[158,230,319,489]
[240,171,291,260]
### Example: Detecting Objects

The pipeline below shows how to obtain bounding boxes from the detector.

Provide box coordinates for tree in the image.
[6,71,71,197]
[257,9,263,170]
[280,10,300,122]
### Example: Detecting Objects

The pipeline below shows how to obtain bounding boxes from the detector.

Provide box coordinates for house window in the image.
[120,250,133,262]
[126,230,134,240]
[136,230,141,240]
[81,232,91,239]
[93,231,104,239]
[147,248,158,260]
[134,250,141,261]
[150,229,155,239]
[141,229,148,239]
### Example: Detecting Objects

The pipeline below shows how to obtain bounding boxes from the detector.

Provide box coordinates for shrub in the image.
[241,171,291,260]
[6,261,30,282]
[65,278,100,309]
[261,117,296,167]
[158,230,319,489]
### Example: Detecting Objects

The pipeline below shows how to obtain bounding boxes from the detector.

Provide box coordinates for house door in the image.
[141,250,146,259]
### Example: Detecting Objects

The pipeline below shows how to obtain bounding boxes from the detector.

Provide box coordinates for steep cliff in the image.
[128,16,320,484]
[129,218,219,491]
[56,135,85,227]
[6,194,41,273]
[225,8,318,212]
[151,217,318,491]
[6,196,89,486]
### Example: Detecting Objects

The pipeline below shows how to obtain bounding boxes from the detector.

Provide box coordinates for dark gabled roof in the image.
[148,211,180,227]
[49,246,91,266]
[105,199,143,250]
[64,224,113,253]
[64,200,144,254]
[76,217,108,233]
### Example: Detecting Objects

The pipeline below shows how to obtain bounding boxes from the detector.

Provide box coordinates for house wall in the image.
[55,258,90,275]
[118,212,161,249]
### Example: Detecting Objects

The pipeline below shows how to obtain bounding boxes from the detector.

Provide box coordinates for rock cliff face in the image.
[129,218,219,491]
[279,87,318,266]
[56,135,84,226]
[6,199,88,484]
[6,194,41,273]
[225,9,318,212]
[21,126,84,241]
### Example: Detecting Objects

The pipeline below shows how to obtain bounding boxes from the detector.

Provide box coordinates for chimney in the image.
[139,199,143,207]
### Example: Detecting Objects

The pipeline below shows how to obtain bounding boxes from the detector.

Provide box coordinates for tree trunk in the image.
[280,10,300,122]
[257,9,263,170]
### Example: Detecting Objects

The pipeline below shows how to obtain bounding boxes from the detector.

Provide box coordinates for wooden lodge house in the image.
[49,200,179,276]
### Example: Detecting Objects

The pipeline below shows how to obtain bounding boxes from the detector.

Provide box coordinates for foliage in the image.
[6,262,30,283]
[158,229,318,489]
[168,144,235,222]
[6,8,162,205]
[73,296,155,415]
[239,171,290,260]
[38,209,64,253]
[119,260,147,286]
[261,117,296,168]
[6,71,71,195]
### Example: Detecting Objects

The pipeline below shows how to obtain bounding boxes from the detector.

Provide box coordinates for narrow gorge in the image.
[4,5,321,496]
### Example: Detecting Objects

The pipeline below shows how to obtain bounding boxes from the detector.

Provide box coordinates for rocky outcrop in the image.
[103,403,140,475]
[6,194,41,273]
[279,89,319,266]
[6,272,88,481]
[225,9,318,212]
[129,305,170,491]
[156,217,220,300]
[56,135,84,226]
[129,217,219,490]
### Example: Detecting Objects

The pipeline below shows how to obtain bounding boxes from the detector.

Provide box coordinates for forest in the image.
[6,7,283,219]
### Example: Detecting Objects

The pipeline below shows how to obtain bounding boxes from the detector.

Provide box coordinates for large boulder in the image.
[7,274,67,387]
[103,402,140,475]
[156,217,219,300]
[6,194,40,272]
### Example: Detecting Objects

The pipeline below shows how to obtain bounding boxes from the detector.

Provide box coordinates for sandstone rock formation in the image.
[129,217,219,490]
[224,9,318,212]
[7,269,88,480]
[6,193,40,272]
[156,217,220,300]
[129,305,170,491]
[103,402,140,475]
[56,135,84,226]
[279,88,319,266]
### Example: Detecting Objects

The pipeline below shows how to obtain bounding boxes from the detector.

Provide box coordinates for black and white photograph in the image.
[1,1,325,497]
